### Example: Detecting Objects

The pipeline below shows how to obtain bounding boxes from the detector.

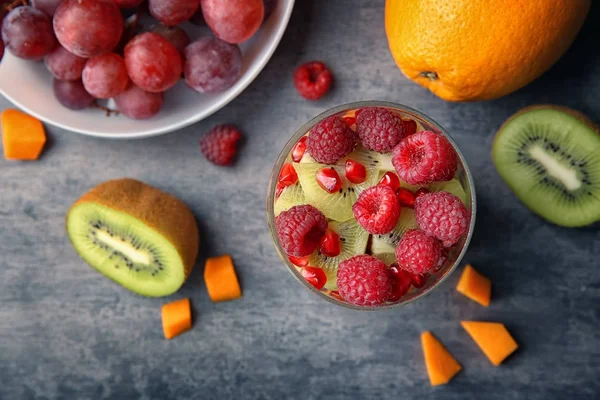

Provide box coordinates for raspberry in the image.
[414,191,470,247]
[337,255,391,306]
[276,205,327,257]
[392,130,457,185]
[199,125,243,166]
[293,61,332,100]
[352,185,400,235]
[306,115,356,164]
[395,229,442,275]
[356,107,405,152]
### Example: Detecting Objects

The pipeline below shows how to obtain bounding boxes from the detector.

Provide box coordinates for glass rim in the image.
[266,100,477,311]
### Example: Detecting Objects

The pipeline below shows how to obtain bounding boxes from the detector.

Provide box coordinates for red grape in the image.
[54,0,123,58]
[114,84,163,119]
[200,0,263,44]
[124,32,182,93]
[82,53,129,99]
[183,37,241,93]
[149,24,190,53]
[113,0,145,8]
[149,0,198,26]
[44,44,87,81]
[53,78,95,110]
[1,7,56,60]
[31,0,62,16]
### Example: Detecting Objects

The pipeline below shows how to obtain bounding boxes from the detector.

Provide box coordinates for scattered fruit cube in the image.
[461,321,518,366]
[456,264,491,306]
[421,331,462,386]
[204,255,242,302]
[161,298,192,340]
[1,109,46,160]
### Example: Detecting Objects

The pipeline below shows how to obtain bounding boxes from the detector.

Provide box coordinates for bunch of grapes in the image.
[1,0,271,120]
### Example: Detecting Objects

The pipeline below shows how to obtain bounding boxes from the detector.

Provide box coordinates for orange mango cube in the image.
[2,109,46,160]
[421,331,462,386]
[456,264,491,306]
[204,255,242,302]
[461,321,519,366]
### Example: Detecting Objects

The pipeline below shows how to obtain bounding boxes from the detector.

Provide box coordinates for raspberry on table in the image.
[414,191,469,247]
[337,255,391,306]
[293,61,332,100]
[199,125,243,166]
[395,229,442,275]
[276,205,328,257]
[306,115,356,164]
[391,130,457,185]
[352,185,401,235]
[356,107,406,152]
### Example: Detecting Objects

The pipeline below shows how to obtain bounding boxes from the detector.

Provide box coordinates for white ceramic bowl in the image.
[0,0,294,139]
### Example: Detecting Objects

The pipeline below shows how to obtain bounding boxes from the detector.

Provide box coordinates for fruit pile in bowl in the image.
[267,101,476,309]
[0,0,294,138]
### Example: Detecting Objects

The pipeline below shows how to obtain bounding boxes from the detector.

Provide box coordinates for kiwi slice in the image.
[274,182,305,216]
[309,219,369,290]
[370,207,418,263]
[342,145,394,171]
[66,179,199,297]
[493,106,600,227]
[294,162,379,221]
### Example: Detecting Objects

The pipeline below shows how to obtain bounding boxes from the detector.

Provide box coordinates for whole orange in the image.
[385,0,591,101]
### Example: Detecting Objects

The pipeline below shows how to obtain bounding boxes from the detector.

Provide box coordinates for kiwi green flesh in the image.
[295,162,379,221]
[341,145,394,171]
[493,107,600,227]
[274,182,305,216]
[370,207,418,265]
[309,219,369,290]
[67,202,185,297]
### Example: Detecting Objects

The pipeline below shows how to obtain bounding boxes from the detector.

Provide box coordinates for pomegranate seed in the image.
[316,167,342,193]
[291,136,308,162]
[276,182,286,199]
[402,119,418,136]
[343,116,356,127]
[278,162,298,187]
[301,266,327,290]
[379,171,401,192]
[388,264,412,301]
[288,255,310,267]
[319,229,341,257]
[416,187,430,197]
[345,159,367,184]
[396,188,416,208]
[411,273,427,288]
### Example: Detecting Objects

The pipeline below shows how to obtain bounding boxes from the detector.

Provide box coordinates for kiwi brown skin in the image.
[67,178,199,279]
[493,105,600,151]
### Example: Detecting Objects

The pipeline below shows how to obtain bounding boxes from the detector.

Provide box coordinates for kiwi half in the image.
[295,162,379,221]
[309,219,369,290]
[493,106,600,227]
[66,179,199,297]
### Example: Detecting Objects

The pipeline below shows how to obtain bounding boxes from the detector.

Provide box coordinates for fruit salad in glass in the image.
[267,102,476,309]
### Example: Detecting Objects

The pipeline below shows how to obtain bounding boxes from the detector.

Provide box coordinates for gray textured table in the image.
[1,2,599,399]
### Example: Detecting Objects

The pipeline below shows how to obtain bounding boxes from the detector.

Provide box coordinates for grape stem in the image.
[92,102,120,117]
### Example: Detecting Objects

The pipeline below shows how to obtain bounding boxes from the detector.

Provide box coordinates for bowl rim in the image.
[0,0,295,139]
[266,100,477,311]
